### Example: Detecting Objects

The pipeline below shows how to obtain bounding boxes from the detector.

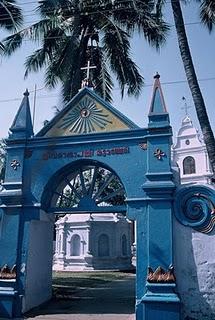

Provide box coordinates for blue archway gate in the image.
[0,76,181,319]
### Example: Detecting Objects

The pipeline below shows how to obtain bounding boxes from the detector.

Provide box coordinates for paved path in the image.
[23,274,135,320]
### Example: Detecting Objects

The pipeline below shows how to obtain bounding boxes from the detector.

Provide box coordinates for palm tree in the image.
[0,0,22,51]
[200,0,215,31]
[170,0,215,174]
[2,0,168,102]
[0,139,6,183]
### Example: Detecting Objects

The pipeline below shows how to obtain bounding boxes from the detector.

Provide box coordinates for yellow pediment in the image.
[39,89,138,138]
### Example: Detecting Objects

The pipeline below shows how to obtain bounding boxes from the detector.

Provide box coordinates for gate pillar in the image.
[135,75,180,319]
[0,91,49,318]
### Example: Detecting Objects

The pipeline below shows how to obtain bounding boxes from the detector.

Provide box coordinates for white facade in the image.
[173,215,215,320]
[53,213,133,271]
[172,116,213,184]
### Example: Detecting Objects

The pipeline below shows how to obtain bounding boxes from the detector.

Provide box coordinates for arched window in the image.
[122,234,127,256]
[183,156,196,175]
[98,234,110,257]
[71,234,81,256]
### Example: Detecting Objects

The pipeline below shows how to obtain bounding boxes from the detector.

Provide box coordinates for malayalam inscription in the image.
[42,147,129,160]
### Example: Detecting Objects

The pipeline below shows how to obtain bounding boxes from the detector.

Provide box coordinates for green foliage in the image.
[0,0,23,51]
[200,0,215,32]
[2,0,169,103]
[0,0,22,30]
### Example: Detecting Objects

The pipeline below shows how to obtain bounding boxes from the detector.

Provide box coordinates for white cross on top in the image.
[181,96,192,116]
[81,60,96,79]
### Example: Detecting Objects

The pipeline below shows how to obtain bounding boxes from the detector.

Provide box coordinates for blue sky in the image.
[0,1,214,140]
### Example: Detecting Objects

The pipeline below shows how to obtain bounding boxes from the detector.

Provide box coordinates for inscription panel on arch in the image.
[42,146,130,160]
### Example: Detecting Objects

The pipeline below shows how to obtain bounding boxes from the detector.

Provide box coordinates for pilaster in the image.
[139,74,180,319]
[0,90,34,318]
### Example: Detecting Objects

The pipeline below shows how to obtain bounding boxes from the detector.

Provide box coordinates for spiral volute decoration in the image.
[174,185,215,233]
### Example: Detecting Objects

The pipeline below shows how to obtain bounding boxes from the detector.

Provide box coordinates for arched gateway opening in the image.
[45,159,133,268]
[0,78,181,319]
[42,160,126,214]
[22,160,133,315]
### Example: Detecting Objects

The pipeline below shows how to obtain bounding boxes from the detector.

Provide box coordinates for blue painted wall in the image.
[0,79,181,319]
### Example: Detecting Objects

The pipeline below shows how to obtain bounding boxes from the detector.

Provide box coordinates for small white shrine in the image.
[172,115,213,184]
[53,213,133,271]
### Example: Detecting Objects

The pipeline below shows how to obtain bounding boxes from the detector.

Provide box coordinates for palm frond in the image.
[111,0,169,48]
[0,0,23,30]
[138,13,169,48]
[0,41,4,52]
[24,48,47,78]
[45,33,83,103]
[3,32,23,55]
[45,62,61,89]
[2,16,68,56]
[103,23,144,98]
[38,0,75,18]
[45,33,80,83]
[92,46,113,102]
[21,16,69,42]
[61,71,75,103]
[24,27,70,79]
[200,0,215,32]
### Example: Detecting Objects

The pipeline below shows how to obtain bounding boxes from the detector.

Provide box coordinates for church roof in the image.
[173,114,203,150]
[182,115,192,125]
[37,87,139,138]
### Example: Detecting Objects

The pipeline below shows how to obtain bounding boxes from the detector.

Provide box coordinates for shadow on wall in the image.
[173,217,215,320]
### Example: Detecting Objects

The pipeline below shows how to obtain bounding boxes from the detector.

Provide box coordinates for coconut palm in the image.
[170,0,215,174]
[0,0,22,51]
[0,139,6,182]
[2,0,168,102]
[200,0,215,31]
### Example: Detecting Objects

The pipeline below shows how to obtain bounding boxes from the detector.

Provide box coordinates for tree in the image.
[0,0,22,51]
[0,139,6,183]
[170,0,215,174]
[2,0,168,102]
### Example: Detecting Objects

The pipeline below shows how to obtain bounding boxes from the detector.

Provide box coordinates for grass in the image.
[25,271,135,317]
[52,271,134,299]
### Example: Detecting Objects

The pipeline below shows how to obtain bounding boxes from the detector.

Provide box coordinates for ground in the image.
[23,271,135,320]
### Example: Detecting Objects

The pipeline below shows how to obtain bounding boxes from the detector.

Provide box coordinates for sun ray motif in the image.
[59,97,112,134]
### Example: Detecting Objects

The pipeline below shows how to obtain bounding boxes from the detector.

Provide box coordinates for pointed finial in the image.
[9,90,34,139]
[24,89,29,97]
[148,73,170,127]
[154,72,160,79]
[149,73,167,114]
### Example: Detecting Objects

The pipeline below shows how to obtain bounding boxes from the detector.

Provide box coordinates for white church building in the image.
[172,115,213,184]
[53,213,133,271]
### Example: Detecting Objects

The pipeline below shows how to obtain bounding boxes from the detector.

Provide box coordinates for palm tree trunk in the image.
[171,0,215,175]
